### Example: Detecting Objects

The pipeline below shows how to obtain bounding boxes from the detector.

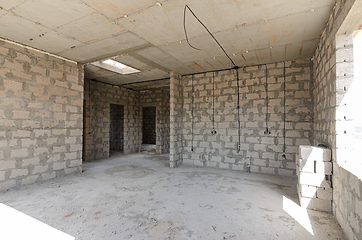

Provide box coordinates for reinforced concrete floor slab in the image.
[0,152,345,240]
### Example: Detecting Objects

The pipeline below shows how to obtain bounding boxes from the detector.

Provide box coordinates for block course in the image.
[0,39,83,191]
[179,60,313,176]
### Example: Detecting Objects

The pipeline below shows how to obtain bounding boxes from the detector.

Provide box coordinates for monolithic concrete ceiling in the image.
[0,0,336,87]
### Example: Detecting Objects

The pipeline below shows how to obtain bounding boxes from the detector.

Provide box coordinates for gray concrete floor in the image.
[0,152,345,240]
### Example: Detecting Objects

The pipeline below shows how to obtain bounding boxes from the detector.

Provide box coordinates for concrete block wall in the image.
[170,72,183,167]
[312,0,362,238]
[83,79,141,161]
[139,89,170,154]
[0,39,83,191]
[181,60,313,176]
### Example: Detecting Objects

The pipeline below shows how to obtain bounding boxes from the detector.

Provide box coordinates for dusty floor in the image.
[0,152,345,240]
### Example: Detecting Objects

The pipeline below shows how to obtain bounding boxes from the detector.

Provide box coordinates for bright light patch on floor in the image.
[91,58,140,75]
[283,196,314,235]
[0,203,74,240]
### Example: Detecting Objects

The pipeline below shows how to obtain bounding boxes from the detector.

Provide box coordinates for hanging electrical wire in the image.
[191,74,194,151]
[211,72,217,135]
[183,4,237,67]
[264,65,270,135]
[88,80,91,135]
[236,68,241,153]
[283,62,286,158]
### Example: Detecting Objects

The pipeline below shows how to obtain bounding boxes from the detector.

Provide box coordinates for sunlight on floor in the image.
[283,196,314,235]
[0,203,74,240]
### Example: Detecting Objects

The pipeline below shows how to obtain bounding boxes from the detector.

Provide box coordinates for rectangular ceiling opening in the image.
[91,58,140,75]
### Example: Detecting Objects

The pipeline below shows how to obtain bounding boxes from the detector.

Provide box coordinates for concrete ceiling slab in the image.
[122,78,170,91]
[0,13,50,43]
[55,12,125,44]
[84,0,157,19]
[136,46,191,73]
[0,0,339,89]
[58,31,149,61]
[11,0,95,29]
[24,31,83,54]
[114,55,153,70]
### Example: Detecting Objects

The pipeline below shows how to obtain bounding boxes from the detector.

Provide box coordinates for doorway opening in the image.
[142,107,156,153]
[110,104,124,155]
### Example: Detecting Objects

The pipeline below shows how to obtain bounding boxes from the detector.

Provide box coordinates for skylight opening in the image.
[91,58,140,75]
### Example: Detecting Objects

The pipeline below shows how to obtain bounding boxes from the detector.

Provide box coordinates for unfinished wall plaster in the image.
[0,39,83,192]
[313,0,362,238]
[179,60,313,176]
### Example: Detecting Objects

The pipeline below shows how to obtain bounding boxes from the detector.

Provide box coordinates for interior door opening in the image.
[142,107,156,153]
[110,104,124,155]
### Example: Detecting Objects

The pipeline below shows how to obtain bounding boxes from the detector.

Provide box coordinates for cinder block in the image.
[206,161,217,168]
[300,197,332,212]
[10,149,28,158]
[33,165,49,174]
[13,130,31,138]
[277,169,294,176]
[53,162,66,170]
[315,162,332,175]
[0,171,5,181]
[316,187,332,200]
[298,172,326,187]
[22,157,40,166]
[64,167,80,175]
[41,172,56,181]
[12,110,30,119]
[0,180,17,192]
[299,184,317,198]
[21,175,39,185]
[224,156,236,163]
[299,145,331,162]
[64,152,77,160]
[10,169,28,178]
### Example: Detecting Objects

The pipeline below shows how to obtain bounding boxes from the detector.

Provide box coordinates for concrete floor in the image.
[0,152,345,240]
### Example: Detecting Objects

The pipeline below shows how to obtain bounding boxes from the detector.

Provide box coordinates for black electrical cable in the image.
[88,80,91,135]
[264,65,270,135]
[236,68,241,153]
[183,5,237,67]
[283,62,286,157]
[191,74,194,151]
[211,72,217,135]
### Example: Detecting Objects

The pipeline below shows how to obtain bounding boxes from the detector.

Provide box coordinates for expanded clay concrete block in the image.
[298,158,315,173]
[298,172,326,187]
[316,187,333,200]
[300,197,332,212]
[300,184,317,198]
[298,159,332,175]
[315,161,332,175]
[299,145,331,162]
